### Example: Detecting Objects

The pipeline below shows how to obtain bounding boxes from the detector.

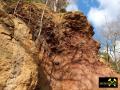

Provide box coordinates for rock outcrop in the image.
[0,1,120,90]
[38,12,120,90]
[0,9,38,90]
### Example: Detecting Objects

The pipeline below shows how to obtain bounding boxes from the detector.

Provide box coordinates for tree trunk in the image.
[113,40,119,71]
[106,42,109,62]
[53,0,58,12]
[35,0,49,44]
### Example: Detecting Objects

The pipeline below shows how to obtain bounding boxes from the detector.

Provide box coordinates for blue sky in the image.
[66,0,101,40]
[76,0,101,40]
[66,0,120,58]
[66,0,120,43]
[76,0,99,15]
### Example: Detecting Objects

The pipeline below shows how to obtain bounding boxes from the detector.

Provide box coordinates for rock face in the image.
[39,12,120,90]
[0,1,120,90]
[0,11,38,90]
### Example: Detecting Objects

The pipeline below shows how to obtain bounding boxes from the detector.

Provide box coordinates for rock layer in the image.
[0,11,38,90]
[0,1,120,90]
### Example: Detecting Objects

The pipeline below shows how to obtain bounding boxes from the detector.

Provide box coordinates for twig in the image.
[28,0,32,25]
[13,0,22,15]
[35,0,49,43]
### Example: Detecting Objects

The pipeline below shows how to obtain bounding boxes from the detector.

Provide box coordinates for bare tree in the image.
[40,0,67,12]
[35,0,49,45]
[101,16,120,71]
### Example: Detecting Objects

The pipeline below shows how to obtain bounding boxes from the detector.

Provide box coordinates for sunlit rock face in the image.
[0,11,38,90]
[39,12,120,90]
[0,1,120,90]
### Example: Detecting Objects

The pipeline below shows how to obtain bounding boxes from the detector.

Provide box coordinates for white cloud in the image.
[88,0,120,28]
[116,41,120,50]
[66,0,79,11]
[101,40,120,61]
[109,41,120,61]
[88,0,120,59]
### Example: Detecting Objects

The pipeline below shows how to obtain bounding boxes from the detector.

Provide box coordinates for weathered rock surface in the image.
[0,1,120,90]
[0,11,38,90]
[39,12,120,90]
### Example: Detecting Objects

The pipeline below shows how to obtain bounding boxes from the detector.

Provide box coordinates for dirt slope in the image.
[0,1,120,90]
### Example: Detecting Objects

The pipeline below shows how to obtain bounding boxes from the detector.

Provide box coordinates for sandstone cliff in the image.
[0,1,120,90]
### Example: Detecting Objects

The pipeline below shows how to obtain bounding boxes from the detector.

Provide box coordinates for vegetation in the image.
[36,0,68,12]
[3,0,68,12]
[100,15,120,73]
[99,52,120,73]
[99,52,111,62]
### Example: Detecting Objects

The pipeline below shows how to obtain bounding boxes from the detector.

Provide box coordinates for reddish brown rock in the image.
[38,12,120,90]
[0,1,120,90]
